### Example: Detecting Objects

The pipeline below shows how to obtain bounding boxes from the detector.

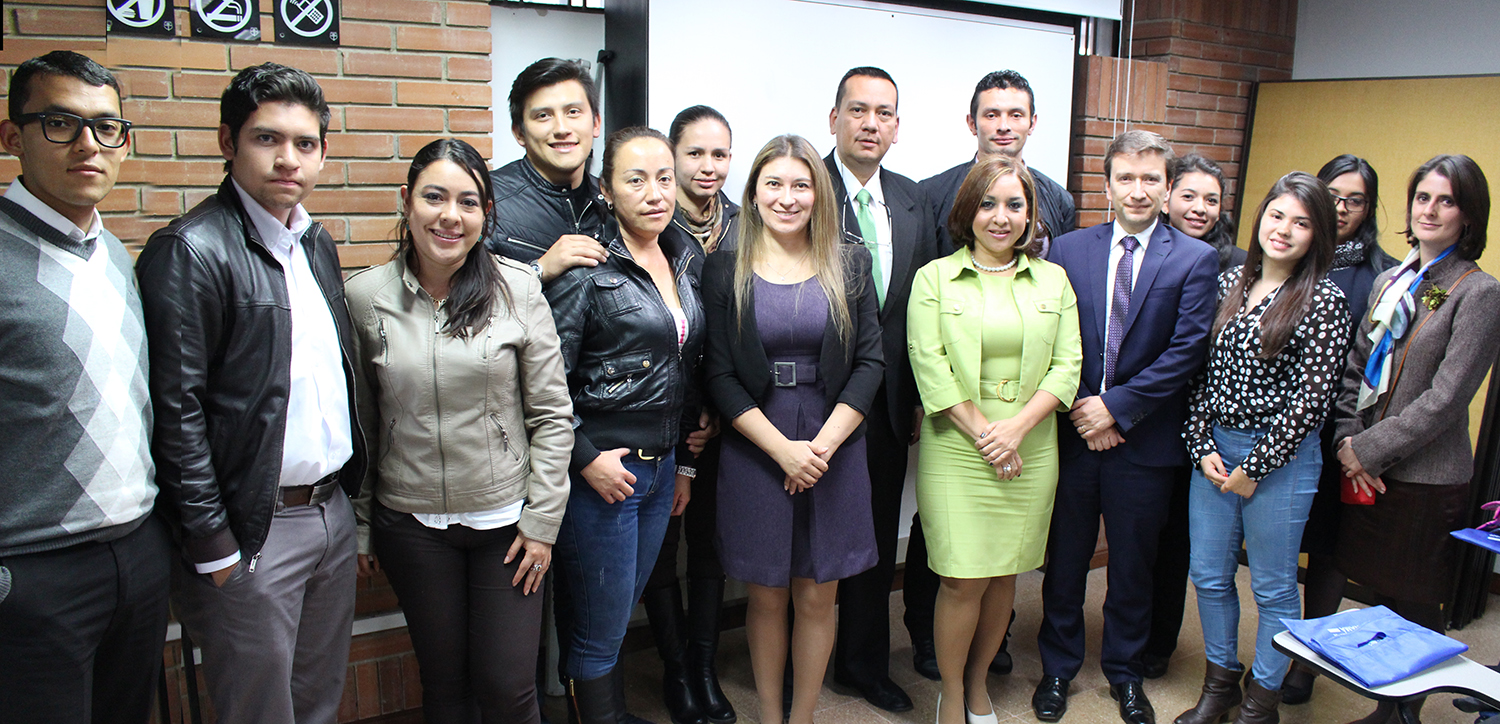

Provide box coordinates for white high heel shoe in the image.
[966,692,1000,724]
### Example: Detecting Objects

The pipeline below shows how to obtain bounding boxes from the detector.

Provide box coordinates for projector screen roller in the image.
[647,0,1078,201]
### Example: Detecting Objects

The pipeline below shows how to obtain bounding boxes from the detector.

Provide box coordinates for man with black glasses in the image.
[0,51,169,724]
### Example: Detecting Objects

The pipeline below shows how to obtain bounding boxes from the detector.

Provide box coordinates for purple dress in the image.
[716,275,878,587]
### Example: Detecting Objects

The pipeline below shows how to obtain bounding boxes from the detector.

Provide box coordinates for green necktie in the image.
[854,188,885,309]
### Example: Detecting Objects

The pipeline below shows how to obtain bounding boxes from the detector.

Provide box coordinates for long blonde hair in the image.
[733,134,852,343]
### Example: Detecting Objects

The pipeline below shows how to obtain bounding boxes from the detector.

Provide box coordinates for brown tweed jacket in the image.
[1334,254,1500,485]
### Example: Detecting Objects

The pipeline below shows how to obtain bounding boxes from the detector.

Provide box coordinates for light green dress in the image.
[912,255,1077,579]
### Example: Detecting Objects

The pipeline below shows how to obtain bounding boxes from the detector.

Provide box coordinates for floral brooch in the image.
[1421,286,1449,310]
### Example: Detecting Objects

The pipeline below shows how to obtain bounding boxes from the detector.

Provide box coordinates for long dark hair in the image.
[1213,172,1337,359]
[1166,154,1239,270]
[394,138,509,338]
[1402,154,1490,261]
[1316,154,1380,248]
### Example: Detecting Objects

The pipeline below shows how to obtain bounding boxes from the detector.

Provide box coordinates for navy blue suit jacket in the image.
[1046,221,1219,467]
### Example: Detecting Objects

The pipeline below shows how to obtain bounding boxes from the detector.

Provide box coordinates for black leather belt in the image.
[277,471,340,512]
[631,448,670,461]
[771,361,819,387]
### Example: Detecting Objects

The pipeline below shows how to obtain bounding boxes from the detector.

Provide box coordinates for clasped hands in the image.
[1198,452,1258,498]
[976,418,1025,481]
[1070,396,1125,451]
[775,438,832,495]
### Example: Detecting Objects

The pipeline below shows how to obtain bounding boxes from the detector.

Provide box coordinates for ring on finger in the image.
[531,563,544,572]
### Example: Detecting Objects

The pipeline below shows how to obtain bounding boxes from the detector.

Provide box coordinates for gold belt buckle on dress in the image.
[988,379,1020,402]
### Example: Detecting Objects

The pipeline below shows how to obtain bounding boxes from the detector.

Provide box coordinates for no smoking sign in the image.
[191,0,260,41]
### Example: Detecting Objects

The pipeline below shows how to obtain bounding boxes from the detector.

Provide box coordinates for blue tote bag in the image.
[1281,606,1468,688]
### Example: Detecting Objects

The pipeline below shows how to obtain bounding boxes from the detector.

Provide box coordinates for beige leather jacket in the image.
[346,254,573,552]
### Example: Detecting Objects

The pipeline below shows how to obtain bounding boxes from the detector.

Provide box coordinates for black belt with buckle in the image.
[631,448,670,461]
[771,361,819,387]
[277,471,341,512]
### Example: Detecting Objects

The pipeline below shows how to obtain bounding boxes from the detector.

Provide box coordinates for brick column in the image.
[1068,0,1297,225]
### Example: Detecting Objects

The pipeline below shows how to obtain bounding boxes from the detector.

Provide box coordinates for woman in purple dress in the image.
[702,134,883,724]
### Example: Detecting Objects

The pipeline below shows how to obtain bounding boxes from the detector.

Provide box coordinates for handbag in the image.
[1281,606,1468,687]
[1340,471,1376,505]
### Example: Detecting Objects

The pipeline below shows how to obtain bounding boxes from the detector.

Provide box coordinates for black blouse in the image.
[1184,267,1350,480]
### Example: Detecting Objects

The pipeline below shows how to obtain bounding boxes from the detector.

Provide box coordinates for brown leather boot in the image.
[1233,677,1282,724]
[1174,661,1245,724]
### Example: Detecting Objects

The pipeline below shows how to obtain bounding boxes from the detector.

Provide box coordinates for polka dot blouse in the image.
[1183,266,1351,481]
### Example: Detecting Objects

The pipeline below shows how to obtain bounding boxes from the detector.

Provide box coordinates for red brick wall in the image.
[1068,0,1298,227]
[0,0,496,268]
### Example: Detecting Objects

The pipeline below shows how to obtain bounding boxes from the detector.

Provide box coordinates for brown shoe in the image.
[1233,678,1281,724]
[1173,662,1244,724]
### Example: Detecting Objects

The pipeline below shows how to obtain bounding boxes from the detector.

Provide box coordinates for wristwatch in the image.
[529,261,543,280]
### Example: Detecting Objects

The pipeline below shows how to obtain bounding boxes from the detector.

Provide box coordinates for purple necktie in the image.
[1105,235,1139,389]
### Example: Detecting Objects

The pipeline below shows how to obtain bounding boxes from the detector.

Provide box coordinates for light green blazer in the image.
[907,249,1083,416]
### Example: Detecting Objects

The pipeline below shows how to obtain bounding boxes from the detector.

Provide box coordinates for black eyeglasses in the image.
[14,112,132,148]
[1329,192,1368,212]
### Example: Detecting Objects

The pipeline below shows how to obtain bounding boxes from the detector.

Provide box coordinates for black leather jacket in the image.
[485,157,611,262]
[544,225,705,472]
[922,158,1076,253]
[136,179,367,567]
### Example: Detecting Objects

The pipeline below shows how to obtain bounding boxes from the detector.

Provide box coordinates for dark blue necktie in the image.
[1105,235,1139,389]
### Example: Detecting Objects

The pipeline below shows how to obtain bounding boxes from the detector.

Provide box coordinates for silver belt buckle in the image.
[772,361,797,387]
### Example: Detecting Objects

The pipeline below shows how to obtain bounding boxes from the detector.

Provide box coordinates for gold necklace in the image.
[765,251,810,282]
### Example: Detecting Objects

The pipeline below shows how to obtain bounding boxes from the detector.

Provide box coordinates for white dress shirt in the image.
[5,176,102,243]
[835,155,892,301]
[231,180,353,489]
[1102,219,1156,391]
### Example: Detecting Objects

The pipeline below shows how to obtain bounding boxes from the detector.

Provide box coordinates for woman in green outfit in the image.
[908,154,1083,724]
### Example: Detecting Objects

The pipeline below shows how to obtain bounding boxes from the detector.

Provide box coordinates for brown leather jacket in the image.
[346,254,573,551]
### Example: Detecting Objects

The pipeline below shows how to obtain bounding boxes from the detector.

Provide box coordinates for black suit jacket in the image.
[702,244,885,443]
[822,152,940,440]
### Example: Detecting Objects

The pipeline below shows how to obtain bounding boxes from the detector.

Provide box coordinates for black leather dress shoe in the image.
[1109,681,1156,724]
[834,676,914,713]
[989,649,1014,676]
[1140,652,1170,680]
[912,638,940,681]
[1032,676,1070,722]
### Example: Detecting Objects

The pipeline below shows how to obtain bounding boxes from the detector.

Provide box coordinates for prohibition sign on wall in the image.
[107,0,175,37]
[192,0,261,41]
[275,0,340,46]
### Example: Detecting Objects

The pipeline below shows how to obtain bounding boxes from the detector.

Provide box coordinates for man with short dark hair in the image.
[1032,130,1218,724]
[487,57,611,282]
[823,66,940,715]
[137,63,366,724]
[921,69,1076,252]
[905,67,1078,679]
[0,50,169,724]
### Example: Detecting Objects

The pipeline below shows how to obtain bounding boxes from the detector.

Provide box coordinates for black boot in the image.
[644,584,709,724]
[686,576,737,723]
[612,663,657,724]
[570,672,619,724]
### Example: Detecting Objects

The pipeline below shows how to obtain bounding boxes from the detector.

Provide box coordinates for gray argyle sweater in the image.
[0,197,156,556]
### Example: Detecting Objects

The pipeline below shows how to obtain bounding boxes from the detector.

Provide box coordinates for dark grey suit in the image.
[822,152,942,688]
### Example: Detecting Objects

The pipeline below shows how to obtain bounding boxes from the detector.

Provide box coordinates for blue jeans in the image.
[554,450,676,679]
[1188,426,1319,688]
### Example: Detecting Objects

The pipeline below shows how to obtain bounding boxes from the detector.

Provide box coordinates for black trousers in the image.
[833,392,910,686]
[1037,450,1174,684]
[647,436,724,590]
[373,507,545,724]
[1144,466,1193,659]
[0,514,171,724]
[901,511,939,647]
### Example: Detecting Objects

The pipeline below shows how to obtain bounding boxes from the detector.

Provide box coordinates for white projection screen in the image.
[647,0,1078,199]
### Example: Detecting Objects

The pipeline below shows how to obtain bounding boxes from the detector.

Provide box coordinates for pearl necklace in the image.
[971,251,1018,273]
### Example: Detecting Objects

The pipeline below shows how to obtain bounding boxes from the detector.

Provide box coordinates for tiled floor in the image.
[578,566,1500,724]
